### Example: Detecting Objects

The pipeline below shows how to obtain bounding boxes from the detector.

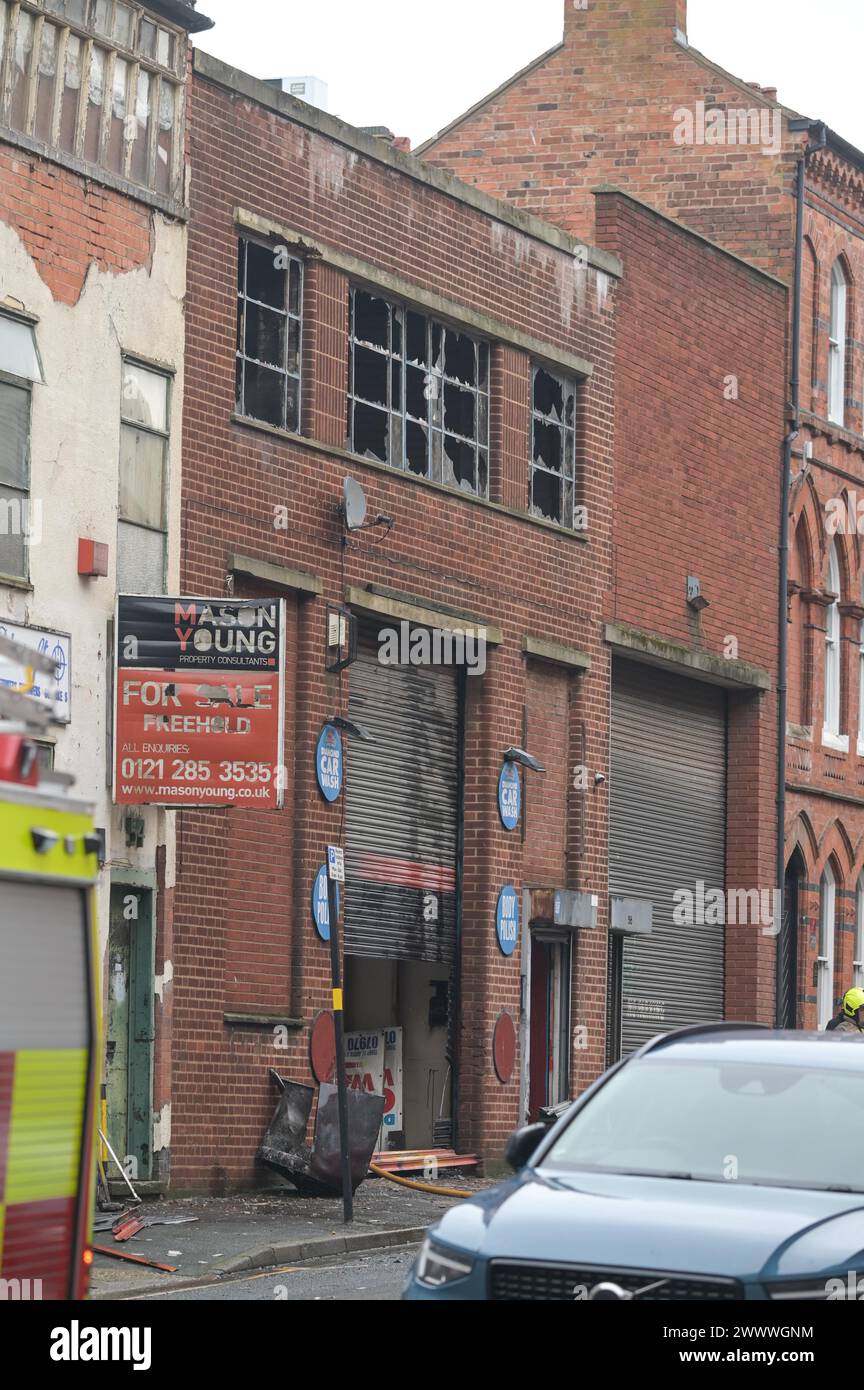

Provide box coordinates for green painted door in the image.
[106,886,154,1181]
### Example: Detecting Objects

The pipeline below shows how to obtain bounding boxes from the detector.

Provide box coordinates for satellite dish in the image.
[343,477,368,532]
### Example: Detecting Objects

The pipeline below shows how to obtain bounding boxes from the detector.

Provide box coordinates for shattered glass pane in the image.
[406,421,429,476]
[445,331,476,386]
[287,318,301,375]
[406,365,428,421]
[534,367,564,421]
[562,477,574,529]
[406,311,427,366]
[353,402,388,462]
[444,383,475,440]
[534,419,563,472]
[431,324,444,372]
[392,309,403,359]
[354,292,390,350]
[391,359,402,411]
[478,342,489,391]
[244,362,285,427]
[564,388,576,429]
[289,261,302,316]
[477,393,488,448]
[531,468,562,523]
[245,303,286,369]
[353,345,388,407]
[478,448,488,499]
[444,436,476,493]
[390,412,403,470]
[246,242,286,310]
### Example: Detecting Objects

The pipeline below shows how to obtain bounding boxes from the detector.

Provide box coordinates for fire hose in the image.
[369,1162,473,1199]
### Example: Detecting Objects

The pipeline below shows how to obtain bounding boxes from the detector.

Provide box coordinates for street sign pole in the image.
[327,848,353,1224]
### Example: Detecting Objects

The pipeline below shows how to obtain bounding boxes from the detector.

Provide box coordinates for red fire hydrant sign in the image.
[113,596,286,809]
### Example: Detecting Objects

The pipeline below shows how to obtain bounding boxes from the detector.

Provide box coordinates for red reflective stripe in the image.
[0,1053,14,1201]
[1,1196,76,1298]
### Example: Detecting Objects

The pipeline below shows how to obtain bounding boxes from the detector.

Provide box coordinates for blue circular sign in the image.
[496,885,520,957]
[311,865,339,942]
[316,725,344,802]
[498,763,522,832]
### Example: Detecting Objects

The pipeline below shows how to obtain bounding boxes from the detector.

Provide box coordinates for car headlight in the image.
[415,1237,475,1288]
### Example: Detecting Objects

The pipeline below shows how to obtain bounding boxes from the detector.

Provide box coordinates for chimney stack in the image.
[565,0,687,45]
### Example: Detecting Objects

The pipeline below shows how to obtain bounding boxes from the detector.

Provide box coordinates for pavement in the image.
[90,1175,494,1300]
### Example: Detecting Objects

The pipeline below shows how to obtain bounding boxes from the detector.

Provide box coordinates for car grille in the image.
[489,1261,744,1301]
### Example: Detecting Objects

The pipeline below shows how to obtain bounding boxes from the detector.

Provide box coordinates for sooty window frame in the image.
[530,363,578,529]
[235,237,303,434]
[348,286,489,500]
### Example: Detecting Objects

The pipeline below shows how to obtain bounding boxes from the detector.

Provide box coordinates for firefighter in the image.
[826,987,864,1034]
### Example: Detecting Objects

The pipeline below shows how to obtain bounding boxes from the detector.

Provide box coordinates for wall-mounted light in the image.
[687,577,710,613]
[329,716,374,743]
[503,746,546,775]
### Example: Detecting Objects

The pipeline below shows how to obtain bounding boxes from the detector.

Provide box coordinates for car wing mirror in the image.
[505,1123,549,1171]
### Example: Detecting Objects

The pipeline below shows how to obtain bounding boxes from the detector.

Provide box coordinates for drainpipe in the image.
[776,119,827,1025]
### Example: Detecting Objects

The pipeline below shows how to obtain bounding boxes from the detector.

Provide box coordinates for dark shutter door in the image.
[345,630,460,963]
[610,660,727,1053]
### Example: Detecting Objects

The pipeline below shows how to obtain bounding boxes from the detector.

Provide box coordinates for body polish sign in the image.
[113,596,286,809]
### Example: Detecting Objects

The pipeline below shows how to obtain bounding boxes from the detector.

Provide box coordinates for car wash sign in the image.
[114,596,285,809]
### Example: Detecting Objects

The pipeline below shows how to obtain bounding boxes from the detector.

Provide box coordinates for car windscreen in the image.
[540,1056,864,1192]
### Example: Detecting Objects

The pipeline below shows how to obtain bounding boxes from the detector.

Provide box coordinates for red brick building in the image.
[151,33,788,1190]
[422,0,864,1036]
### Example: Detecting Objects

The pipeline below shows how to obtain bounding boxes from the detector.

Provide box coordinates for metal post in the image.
[326,871,353,1224]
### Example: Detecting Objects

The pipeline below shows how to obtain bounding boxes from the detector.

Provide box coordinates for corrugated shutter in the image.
[610,660,727,1052]
[345,629,460,962]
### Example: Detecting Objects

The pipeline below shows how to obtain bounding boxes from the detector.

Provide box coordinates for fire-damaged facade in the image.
[163,50,619,1189]
[140,37,789,1191]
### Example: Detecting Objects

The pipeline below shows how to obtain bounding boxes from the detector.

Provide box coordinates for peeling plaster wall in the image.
[0,196,187,969]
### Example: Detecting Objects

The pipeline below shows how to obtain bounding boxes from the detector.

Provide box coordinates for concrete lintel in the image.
[229,552,322,597]
[523,634,591,672]
[346,586,503,646]
[605,623,772,692]
[235,209,594,381]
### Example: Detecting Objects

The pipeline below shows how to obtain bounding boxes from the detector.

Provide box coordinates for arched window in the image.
[823,542,843,745]
[828,261,848,426]
[818,863,837,1029]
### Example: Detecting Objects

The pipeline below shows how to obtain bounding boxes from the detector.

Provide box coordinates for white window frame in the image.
[828,260,848,427]
[0,309,44,583]
[817,863,836,1030]
[117,353,171,595]
[822,542,847,750]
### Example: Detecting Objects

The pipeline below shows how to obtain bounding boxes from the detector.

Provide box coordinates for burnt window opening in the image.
[348,287,489,496]
[531,365,577,527]
[236,239,303,432]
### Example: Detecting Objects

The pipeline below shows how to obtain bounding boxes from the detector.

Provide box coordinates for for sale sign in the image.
[113,596,285,808]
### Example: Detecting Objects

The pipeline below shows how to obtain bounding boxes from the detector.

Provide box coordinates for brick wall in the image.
[170,61,617,1188]
[0,143,153,304]
[594,190,785,1022]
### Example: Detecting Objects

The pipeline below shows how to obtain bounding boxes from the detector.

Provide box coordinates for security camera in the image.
[595,772,607,786]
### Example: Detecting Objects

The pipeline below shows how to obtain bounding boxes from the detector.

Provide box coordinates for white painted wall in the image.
[0,209,186,957]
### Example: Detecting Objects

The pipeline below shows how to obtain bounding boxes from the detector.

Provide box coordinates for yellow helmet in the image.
[842,987,864,1019]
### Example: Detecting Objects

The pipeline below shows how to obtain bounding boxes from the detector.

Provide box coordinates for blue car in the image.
[403,1025,864,1301]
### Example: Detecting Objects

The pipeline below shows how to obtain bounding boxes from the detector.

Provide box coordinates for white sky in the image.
[195,0,864,152]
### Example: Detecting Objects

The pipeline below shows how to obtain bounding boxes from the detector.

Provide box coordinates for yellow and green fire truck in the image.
[0,732,101,1299]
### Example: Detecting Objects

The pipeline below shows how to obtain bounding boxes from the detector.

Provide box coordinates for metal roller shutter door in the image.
[610,660,727,1052]
[345,630,460,963]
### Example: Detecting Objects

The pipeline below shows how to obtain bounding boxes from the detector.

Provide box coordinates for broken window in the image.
[236,238,303,433]
[0,0,186,200]
[530,365,578,527]
[348,287,489,495]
